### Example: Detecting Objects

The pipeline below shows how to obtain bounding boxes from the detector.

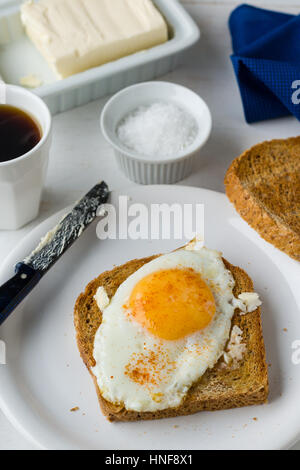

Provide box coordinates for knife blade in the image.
[0,181,109,326]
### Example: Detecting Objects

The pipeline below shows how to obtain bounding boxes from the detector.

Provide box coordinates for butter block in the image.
[21,0,168,79]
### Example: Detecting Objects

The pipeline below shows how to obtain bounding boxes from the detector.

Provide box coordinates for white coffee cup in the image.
[0,84,52,230]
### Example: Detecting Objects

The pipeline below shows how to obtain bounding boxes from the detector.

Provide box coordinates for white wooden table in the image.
[0,0,299,450]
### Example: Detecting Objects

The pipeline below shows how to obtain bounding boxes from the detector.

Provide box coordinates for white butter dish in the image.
[0,0,200,115]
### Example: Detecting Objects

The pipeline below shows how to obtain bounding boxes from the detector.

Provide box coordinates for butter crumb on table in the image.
[19,74,43,88]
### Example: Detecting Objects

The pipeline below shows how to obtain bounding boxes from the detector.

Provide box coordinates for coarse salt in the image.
[116,102,198,160]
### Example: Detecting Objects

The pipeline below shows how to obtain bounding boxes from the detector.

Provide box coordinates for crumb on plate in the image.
[70,406,79,412]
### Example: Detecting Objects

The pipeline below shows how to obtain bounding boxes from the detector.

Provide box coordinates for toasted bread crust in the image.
[225,137,300,261]
[74,256,268,422]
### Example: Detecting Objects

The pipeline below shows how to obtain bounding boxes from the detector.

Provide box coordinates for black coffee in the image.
[0,104,41,163]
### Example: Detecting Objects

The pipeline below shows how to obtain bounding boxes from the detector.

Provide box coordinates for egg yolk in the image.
[128,268,216,341]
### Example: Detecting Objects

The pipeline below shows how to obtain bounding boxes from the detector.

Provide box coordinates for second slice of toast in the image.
[225,137,300,261]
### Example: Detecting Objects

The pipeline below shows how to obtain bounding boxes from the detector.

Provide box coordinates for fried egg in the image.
[92,246,238,412]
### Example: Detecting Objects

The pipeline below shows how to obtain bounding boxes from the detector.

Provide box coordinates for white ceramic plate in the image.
[0,186,299,450]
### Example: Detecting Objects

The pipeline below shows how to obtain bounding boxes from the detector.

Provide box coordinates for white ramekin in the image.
[0,85,52,230]
[100,81,212,185]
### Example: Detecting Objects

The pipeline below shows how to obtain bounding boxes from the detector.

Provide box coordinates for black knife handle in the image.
[0,263,42,326]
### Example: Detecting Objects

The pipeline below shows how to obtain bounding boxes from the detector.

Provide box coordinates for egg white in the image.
[92,247,237,412]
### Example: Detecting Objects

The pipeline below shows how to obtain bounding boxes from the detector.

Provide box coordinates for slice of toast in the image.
[225,137,300,261]
[74,255,268,422]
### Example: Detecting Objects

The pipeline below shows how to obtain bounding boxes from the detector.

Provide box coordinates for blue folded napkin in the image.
[229,4,300,123]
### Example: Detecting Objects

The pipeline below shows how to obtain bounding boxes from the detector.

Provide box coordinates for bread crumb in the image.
[70,407,79,412]
[218,361,228,370]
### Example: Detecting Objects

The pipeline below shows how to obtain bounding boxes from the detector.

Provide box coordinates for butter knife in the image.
[0,181,109,326]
